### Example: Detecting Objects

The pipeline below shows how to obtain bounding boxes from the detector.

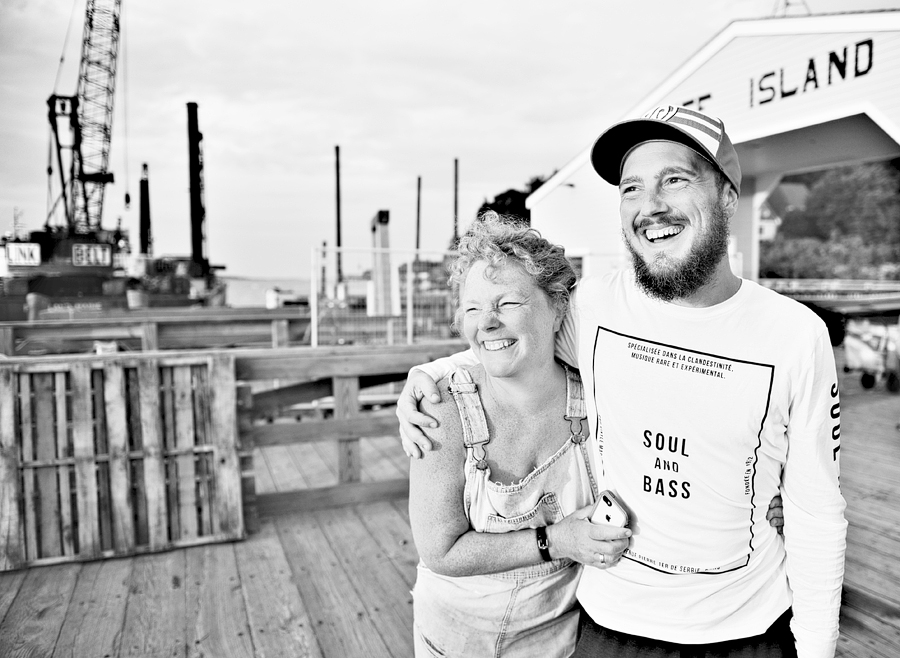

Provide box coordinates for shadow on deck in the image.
[0,349,899,657]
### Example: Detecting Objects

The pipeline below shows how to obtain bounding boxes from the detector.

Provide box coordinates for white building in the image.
[528,10,900,280]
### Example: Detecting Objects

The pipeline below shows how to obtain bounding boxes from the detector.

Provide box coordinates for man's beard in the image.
[625,203,730,302]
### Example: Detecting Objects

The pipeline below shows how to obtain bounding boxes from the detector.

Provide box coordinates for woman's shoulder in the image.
[419,366,482,454]
[447,363,488,387]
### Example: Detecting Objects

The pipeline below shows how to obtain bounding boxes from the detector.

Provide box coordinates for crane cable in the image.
[46,135,54,227]
[53,0,83,93]
[121,1,131,210]
[47,0,83,227]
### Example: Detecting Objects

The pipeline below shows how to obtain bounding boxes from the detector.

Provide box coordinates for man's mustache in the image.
[635,214,688,230]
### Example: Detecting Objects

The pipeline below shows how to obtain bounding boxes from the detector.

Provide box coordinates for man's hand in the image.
[546,503,632,570]
[767,494,784,535]
[397,369,443,458]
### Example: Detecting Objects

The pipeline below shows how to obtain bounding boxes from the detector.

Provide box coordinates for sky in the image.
[3,0,900,280]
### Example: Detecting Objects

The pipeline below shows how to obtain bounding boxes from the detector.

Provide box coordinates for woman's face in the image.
[460,260,563,379]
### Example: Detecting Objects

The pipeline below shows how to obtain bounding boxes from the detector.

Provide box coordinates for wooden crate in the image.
[0,353,243,571]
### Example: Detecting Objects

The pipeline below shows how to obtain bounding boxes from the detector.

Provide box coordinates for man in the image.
[398,106,847,657]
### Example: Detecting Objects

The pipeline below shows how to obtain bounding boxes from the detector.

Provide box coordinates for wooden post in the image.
[271,319,289,348]
[0,326,13,356]
[18,375,36,562]
[128,366,150,546]
[54,372,75,557]
[0,367,24,570]
[160,367,178,539]
[104,361,135,553]
[91,368,112,552]
[192,365,213,536]
[208,353,243,538]
[236,383,259,534]
[71,363,100,558]
[34,373,60,558]
[333,376,361,484]
[173,365,198,540]
[138,360,168,550]
[141,322,159,351]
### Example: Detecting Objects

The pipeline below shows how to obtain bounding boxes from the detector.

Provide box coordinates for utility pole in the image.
[453,158,459,246]
[415,176,422,261]
[335,145,343,293]
[320,241,327,298]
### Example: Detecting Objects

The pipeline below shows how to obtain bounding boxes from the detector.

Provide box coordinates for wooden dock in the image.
[0,307,312,356]
[0,346,898,657]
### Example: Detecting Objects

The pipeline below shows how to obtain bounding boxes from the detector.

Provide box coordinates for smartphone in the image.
[590,490,630,527]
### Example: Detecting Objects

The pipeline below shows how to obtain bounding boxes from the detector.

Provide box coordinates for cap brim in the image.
[590,120,717,186]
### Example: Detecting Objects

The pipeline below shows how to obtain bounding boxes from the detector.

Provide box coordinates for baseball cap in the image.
[590,105,742,194]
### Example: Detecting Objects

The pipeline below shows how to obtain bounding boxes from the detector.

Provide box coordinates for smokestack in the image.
[453,158,459,245]
[370,210,391,316]
[187,102,208,276]
[335,145,343,285]
[139,163,152,256]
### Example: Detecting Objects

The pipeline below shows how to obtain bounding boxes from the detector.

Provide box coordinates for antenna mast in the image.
[772,0,811,17]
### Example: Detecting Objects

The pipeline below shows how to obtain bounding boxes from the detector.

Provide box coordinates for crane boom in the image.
[48,0,122,231]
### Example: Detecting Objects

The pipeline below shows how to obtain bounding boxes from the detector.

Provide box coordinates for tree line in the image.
[760,160,900,280]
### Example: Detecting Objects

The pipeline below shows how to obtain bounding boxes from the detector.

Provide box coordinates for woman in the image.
[409,214,631,658]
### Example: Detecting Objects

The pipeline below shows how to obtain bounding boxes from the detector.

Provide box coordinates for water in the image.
[222,276,310,307]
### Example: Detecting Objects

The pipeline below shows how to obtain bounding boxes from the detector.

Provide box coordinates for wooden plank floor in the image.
[1,348,898,658]
[832,349,900,658]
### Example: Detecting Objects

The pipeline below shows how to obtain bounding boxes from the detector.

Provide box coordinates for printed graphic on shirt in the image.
[593,326,775,575]
[830,382,841,462]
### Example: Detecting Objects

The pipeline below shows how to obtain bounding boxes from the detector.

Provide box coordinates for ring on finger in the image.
[598,553,606,565]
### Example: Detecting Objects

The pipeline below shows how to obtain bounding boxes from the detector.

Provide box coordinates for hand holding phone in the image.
[590,490,630,527]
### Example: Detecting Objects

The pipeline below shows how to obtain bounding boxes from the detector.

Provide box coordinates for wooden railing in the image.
[0,308,311,356]
[0,341,464,570]
[234,342,465,528]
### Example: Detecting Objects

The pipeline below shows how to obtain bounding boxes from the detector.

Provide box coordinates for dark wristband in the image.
[535,526,552,562]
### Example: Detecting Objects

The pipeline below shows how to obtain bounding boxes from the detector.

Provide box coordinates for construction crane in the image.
[0,0,227,320]
[47,0,123,233]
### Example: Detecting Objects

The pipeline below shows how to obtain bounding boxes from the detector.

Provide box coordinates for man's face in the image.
[617,141,736,301]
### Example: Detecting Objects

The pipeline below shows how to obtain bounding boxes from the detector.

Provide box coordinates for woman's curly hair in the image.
[449,211,577,330]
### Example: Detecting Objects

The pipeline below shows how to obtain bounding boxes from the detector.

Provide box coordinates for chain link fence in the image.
[307,245,622,347]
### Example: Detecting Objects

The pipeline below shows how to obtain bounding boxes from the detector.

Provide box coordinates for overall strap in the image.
[563,365,588,444]
[448,368,490,470]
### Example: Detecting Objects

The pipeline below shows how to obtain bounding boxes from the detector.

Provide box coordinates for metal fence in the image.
[307,245,623,347]
[309,246,460,347]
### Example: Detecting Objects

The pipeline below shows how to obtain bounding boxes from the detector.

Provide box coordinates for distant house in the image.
[760,182,810,241]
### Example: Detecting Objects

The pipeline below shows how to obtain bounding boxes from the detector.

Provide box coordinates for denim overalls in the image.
[413,365,598,658]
